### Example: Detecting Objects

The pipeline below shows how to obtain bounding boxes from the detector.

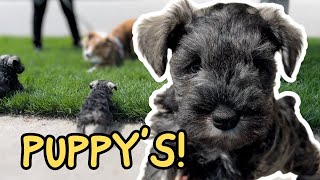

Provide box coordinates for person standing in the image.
[261,0,289,14]
[33,0,81,51]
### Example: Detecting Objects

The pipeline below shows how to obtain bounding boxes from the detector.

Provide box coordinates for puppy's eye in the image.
[183,55,201,74]
[190,64,201,73]
[12,60,19,66]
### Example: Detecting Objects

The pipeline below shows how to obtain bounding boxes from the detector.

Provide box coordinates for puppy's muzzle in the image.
[85,52,92,59]
[212,105,239,131]
[16,64,24,74]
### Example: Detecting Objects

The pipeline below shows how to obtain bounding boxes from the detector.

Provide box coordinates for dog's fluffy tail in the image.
[76,110,102,134]
[76,110,113,134]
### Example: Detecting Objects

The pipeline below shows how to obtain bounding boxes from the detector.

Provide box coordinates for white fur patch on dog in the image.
[89,80,99,89]
[107,82,117,90]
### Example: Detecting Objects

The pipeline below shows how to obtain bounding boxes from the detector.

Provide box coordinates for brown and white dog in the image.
[82,19,136,72]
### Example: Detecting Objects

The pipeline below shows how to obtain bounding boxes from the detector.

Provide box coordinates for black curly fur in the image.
[0,55,24,98]
[136,1,320,179]
[77,80,117,134]
[143,93,320,180]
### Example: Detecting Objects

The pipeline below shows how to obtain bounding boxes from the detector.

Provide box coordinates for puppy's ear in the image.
[8,56,20,66]
[134,0,193,78]
[107,82,117,91]
[259,5,307,78]
[0,55,10,61]
[87,32,96,40]
[89,80,99,89]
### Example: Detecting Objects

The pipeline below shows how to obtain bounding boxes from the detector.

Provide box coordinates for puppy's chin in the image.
[87,57,104,65]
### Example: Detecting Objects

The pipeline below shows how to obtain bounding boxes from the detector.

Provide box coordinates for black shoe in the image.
[34,44,42,52]
[73,41,82,49]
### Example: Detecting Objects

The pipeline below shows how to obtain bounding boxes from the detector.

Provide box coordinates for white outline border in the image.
[133,0,320,179]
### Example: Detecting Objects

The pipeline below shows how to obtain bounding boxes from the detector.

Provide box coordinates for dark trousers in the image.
[33,0,80,46]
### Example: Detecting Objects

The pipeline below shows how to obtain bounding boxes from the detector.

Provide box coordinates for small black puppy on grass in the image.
[77,80,117,134]
[0,55,25,98]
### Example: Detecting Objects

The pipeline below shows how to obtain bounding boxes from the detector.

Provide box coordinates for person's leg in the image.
[59,0,81,47]
[261,0,289,14]
[33,0,48,50]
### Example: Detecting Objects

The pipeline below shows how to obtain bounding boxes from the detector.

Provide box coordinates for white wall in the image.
[0,0,318,37]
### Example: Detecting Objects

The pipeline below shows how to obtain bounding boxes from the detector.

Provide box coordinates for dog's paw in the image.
[278,96,296,110]
[282,96,296,109]
[154,87,178,113]
[76,123,86,134]
[153,93,168,112]
[87,67,97,73]
[93,125,110,134]
[14,83,24,91]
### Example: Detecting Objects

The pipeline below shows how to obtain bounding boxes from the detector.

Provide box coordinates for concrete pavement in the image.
[0,116,146,180]
[0,116,318,179]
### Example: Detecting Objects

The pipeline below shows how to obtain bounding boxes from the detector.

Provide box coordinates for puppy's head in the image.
[135,0,306,150]
[89,80,117,93]
[0,55,25,74]
[82,32,118,64]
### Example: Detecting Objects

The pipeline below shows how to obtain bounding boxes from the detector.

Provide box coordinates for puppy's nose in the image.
[85,53,92,58]
[16,65,25,74]
[212,105,239,131]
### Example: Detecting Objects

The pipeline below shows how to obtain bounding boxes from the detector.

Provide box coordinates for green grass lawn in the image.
[0,37,319,126]
[0,36,162,121]
[280,38,320,127]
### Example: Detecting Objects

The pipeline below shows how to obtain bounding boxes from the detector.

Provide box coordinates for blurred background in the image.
[0,0,319,38]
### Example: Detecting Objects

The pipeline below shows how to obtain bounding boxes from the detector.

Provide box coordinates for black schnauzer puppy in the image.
[134,0,320,179]
[77,80,117,134]
[0,55,25,98]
